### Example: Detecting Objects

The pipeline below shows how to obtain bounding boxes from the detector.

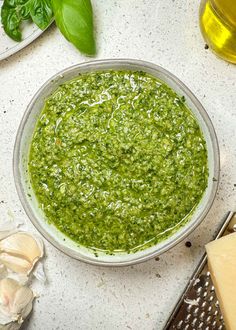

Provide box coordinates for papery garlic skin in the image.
[0,222,18,241]
[0,233,44,275]
[33,262,46,283]
[0,278,34,329]
[0,322,21,329]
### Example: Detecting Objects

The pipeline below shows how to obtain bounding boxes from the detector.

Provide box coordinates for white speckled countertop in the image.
[0,1,236,329]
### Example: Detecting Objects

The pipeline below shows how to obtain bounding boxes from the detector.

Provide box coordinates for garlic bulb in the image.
[0,278,34,329]
[0,233,44,275]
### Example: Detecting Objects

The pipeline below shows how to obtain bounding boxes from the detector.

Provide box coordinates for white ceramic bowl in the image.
[13,59,220,266]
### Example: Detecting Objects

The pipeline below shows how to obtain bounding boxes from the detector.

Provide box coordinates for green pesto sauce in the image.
[29,70,208,254]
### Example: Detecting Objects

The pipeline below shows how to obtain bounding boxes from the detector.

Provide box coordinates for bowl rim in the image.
[13,58,220,267]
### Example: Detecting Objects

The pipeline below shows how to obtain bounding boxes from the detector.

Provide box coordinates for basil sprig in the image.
[1,0,53,41]
[0,0,96,55]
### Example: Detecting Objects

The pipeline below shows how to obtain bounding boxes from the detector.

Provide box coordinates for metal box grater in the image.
[164,211,236,330]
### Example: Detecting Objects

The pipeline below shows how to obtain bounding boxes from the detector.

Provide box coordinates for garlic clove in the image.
[0,254,32,275]
[0,232,44,328]
[11,286,34,320]
[0,279,20,326]
[0,278,34,328]
[0,278,20,306]
[0,232,44,264]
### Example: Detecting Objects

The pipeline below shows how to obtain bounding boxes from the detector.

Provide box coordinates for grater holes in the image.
[196,287,202,296]
[204,280,210,287]
[177,320,183,329]
[200,311,206,321]
[203,291,208,298]
[210,285,215,292]
[191,318,197,327]
[199,321,204,328]
[212,320,217,328]
[206,315,212,324]
[186,304,192,313]
[207,306,212,313]
[193,307,199,316]
[196,297,201,303]
[164,247,229,330]
[214,310,219,316]
[184,314,191,323]
[201,301,207,308]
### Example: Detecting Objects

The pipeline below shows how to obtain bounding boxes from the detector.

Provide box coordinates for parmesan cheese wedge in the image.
[206,233,236,330]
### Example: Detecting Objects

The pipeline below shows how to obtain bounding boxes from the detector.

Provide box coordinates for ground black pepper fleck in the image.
[185,241,192,248]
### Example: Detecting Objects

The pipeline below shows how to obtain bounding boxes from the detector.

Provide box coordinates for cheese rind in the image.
[206,233,236,330]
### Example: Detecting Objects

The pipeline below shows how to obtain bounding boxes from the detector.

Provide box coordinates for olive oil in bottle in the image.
[199,0,236,63]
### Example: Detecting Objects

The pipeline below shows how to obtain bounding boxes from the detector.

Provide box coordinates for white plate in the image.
[0,1,46,61]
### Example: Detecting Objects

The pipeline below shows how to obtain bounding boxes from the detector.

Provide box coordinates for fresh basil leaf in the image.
[1,2,22,41]
[19,2,31,20]
[1,0,53,42]
[3,0,19,7]
[30,0,53,30]
[51,0,96,56]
